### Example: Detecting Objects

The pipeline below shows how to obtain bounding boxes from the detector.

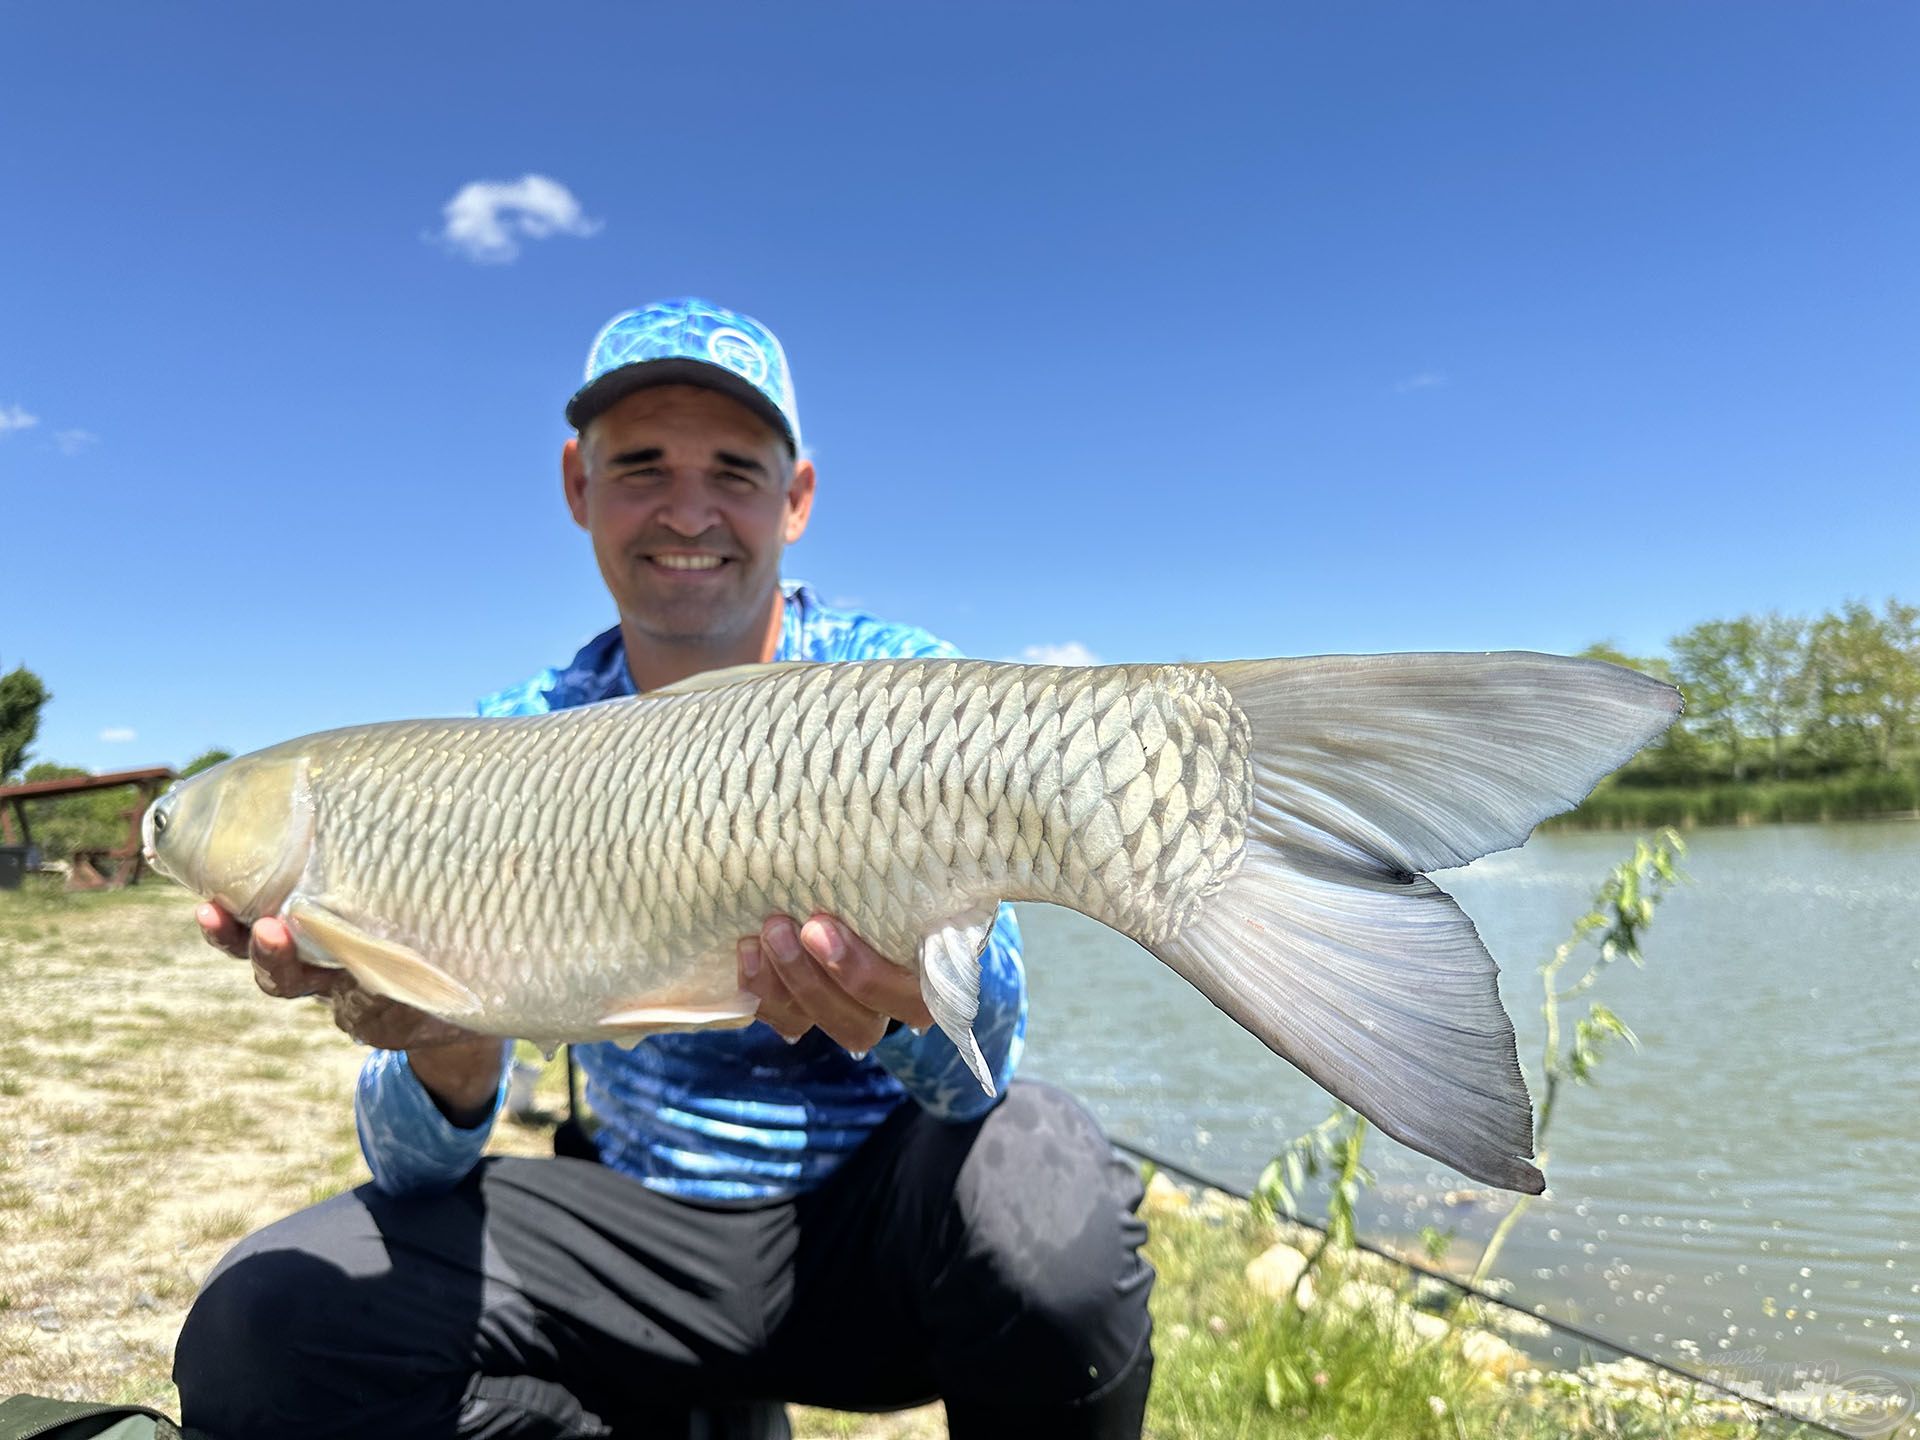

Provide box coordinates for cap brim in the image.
[565,359,795,450]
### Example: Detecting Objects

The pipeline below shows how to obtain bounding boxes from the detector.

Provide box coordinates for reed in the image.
[1551,768,1920,830]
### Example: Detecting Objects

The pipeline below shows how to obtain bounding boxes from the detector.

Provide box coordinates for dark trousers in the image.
[173,1081,1154,1439]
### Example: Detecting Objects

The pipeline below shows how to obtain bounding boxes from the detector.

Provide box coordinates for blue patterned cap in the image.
[566,297,801,452]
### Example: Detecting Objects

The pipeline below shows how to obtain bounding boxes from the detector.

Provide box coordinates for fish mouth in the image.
[139,801,162,874]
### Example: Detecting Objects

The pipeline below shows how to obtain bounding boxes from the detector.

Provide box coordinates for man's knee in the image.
[174,1189,473,1434]
[957,1081,1148,1287]
[175,1202,364,1427]
[940,1082,1153,1400]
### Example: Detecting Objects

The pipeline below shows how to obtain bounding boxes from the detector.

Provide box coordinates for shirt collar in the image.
[564,580,815,706]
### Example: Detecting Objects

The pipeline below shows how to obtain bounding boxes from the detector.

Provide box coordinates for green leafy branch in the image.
[1253,1104,1373,1307]
[1464,828,1686,1293]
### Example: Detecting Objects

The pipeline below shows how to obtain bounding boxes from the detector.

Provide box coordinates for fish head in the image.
[143,751,314,922]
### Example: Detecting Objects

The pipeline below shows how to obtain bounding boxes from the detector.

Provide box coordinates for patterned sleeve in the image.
[839,615,1032,1119]
[354,1044,512,1196]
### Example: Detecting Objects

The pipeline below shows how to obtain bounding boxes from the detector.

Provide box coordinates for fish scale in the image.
[146,650,1681,1191]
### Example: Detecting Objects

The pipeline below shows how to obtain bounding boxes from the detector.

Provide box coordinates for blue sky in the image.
[4,4,1915,773]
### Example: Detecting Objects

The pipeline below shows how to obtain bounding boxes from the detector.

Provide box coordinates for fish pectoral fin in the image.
[597,994,761,1035]
[283,898,483,1019]
[918,907,1001,1097]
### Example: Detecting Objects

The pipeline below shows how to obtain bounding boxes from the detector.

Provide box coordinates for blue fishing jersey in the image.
[354,582,1029,1199]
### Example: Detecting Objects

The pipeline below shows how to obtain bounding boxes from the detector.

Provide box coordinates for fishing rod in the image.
[1108,1135,1859,1440]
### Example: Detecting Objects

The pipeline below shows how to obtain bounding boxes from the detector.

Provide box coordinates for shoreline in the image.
[1547,806,1920,833]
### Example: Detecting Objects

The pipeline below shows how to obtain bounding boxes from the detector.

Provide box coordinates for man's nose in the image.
[653,474,721,536]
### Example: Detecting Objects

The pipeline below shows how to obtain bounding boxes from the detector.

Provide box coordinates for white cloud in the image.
[437,175,600,263]
[1394,371,1447,393]
[0,404,38,436]
[99,726,137,743]
[53,429,98,456]
[1019,641,1100,666]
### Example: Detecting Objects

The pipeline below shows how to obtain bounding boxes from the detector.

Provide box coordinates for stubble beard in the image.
[621,561,779,656]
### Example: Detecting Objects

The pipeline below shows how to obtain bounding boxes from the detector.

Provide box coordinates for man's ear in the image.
[562,436,589,530]
[784,456,816,544]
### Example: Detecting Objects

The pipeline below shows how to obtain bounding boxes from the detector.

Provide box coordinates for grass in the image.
[0,878,1866,1438]
[183,1208,257,1247]
[0,876,380,1411]
[1137,1195,1829,1439]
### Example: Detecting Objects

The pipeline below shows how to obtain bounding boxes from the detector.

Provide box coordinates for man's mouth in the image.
[646,553,730,572]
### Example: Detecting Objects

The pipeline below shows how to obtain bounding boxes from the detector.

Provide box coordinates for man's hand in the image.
[737,915,935,1055]
[195,902,480,1052]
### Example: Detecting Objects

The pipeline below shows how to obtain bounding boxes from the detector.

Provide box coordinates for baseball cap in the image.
[565,297,801,452]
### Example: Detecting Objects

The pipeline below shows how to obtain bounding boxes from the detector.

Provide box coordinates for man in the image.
[175,298,1155,1438]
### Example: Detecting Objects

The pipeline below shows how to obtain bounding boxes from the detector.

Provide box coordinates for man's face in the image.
[564,383,815,649]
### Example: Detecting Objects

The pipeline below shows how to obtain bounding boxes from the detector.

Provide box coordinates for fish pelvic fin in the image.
[1148,653,1680,1194]
[918,907,1001,1096]
[284,898,484,1019]
[597,995,761,1038]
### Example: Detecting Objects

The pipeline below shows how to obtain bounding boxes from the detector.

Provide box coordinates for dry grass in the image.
[0,882,368,1409]
[0,880,935,1434]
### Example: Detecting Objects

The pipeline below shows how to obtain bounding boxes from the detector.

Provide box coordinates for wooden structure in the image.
[0,766,176,890]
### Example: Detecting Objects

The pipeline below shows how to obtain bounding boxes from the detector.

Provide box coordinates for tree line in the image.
[1581,597,1919,789]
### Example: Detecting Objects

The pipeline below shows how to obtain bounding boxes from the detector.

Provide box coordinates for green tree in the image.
[1805,599,1920,771]
[1576,641,1672,686]
[18,762,128,858]
[1738,612,1810,780]
[1669,618,1758,780]
[0,662,51,784]
[181,748,232,778]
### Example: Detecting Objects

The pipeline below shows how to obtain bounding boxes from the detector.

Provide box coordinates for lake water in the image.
[1018,820,1920,1407]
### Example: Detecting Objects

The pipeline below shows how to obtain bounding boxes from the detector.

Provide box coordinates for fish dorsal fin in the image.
[284,898,483,1019]
[648,661,817,697]
[918,906,1002,1097]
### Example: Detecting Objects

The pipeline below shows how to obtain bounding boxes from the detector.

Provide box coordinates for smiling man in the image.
[569,383,804,684]
[173,298,1155,1439]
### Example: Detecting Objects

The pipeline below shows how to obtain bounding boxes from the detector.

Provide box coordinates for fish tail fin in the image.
[1147,653,1680,1192]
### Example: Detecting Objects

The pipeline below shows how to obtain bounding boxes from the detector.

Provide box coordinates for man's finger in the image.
[799,917,935,1032]
[739,934,811,1042]
[763,917,888,1055]
[196,903,249,960]
[248,915,336,999]
[250,916,297,964]
[329,986,478,1050]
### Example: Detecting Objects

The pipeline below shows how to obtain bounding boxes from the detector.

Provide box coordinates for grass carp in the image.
[143,652,1679,1192]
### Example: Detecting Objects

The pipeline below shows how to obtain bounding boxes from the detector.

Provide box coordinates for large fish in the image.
[143,652,1678,1192]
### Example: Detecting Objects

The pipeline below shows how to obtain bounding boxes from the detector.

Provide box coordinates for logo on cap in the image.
[705,327,770,385]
